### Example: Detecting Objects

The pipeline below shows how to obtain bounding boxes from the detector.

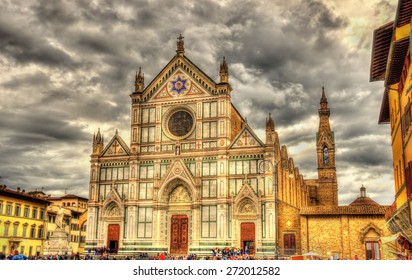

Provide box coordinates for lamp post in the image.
[259,159,279,259]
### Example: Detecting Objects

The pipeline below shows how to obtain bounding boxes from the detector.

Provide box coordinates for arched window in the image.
[323,146,329,165]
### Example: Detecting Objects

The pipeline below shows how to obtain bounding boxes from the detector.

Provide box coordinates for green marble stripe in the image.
[122,242,153,246]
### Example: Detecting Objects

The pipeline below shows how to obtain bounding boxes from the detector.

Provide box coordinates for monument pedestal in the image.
[44,228,71,256]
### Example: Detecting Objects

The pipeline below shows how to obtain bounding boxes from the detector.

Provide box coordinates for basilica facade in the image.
[84,36,340,257]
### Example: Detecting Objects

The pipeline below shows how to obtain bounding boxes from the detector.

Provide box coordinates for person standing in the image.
[12,250,27,260]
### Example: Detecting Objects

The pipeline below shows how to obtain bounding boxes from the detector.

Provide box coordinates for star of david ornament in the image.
[171,76,187,94]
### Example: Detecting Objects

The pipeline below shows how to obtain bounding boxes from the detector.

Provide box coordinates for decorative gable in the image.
[317,130,333,148]
[142,54,219,102]
[234,177,260,217]
[101,132,130,157]
[159,159,196,187]
[229,124,264,149]
[151,68,212,101]
[102,184,124,217]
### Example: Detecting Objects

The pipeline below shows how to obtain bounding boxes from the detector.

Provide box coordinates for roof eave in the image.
[370,21,394,82]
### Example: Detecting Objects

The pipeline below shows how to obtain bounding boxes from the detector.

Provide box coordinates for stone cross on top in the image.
[176,34,185,55]
[243,131,250,145]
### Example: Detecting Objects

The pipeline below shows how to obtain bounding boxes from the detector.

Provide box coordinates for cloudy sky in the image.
[0,0,397,205]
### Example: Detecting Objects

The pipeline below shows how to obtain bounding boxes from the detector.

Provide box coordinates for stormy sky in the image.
[0,0,397,205]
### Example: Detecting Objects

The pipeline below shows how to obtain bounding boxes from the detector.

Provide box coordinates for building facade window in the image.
[30,226,36,238]
[202,121,217,138]
[203,102,217,118]
[229,159,259,175]
[22,224,28,238]
[201,205,217,238]
[139,165,154,179]
[365,242,380,260]
[137,207,152,238]
[14,205,21,217]
[32,208,38,219]
[38,227,44,239]
[39,209,45,220]
[202,180,217,198]
[4,222,10,237]
[24,207,30,218]
[138,183,154,200]
[202,161,217,176]
[100,166,130,181]
[141,107,156,123]
[0,201,3,214]
[13,223,19,237]
[141,126,156,143]
[6,204,12,215]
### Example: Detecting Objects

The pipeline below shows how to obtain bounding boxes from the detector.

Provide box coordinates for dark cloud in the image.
[0,17,75,68]
[0,0,397,205]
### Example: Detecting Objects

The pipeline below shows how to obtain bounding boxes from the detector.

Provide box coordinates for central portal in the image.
[170,215,188,255]
[107,224,120,254]
[241,222,255,255]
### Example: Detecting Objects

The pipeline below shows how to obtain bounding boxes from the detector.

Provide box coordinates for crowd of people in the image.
[0,245,280,260]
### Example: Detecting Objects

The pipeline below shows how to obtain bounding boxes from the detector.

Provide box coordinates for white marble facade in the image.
[85,40,295,256]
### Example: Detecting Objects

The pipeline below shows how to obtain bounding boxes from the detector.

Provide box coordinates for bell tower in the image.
[316,87,338,205]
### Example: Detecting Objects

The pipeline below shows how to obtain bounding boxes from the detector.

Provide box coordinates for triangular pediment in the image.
[101,133,130,157]
[103,187,123,205]
[234,178,259,204]
[102,186,124,216]
[159,158,196,187]
[151,69,212,101]
[143,55,219,102]
[229,124,264,149]
[317,130,333,147]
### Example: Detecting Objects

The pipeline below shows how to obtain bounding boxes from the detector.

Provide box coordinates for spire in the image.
[176,34,184,56]
[134,67,144,93]
[320,86,328,105]
[219,56,229,83]
[265,113,276,145]
[92,128,104,155]
[266,113,275,131]
[96,128,102,144]
[318,86,330,117]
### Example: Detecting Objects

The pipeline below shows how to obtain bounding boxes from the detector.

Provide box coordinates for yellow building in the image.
[0,185,50,257]
[300,186,393,260]
[370,0,412,258]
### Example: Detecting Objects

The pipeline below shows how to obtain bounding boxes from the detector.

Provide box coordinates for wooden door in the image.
[107,224,120,253]
[170,215,188,255]
[240,222,255,255]
[283,233,296,255]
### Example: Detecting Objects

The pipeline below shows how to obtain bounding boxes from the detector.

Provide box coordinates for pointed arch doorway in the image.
[107,224,120,254]
[170,215,188,255]
[241,222,255,255]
